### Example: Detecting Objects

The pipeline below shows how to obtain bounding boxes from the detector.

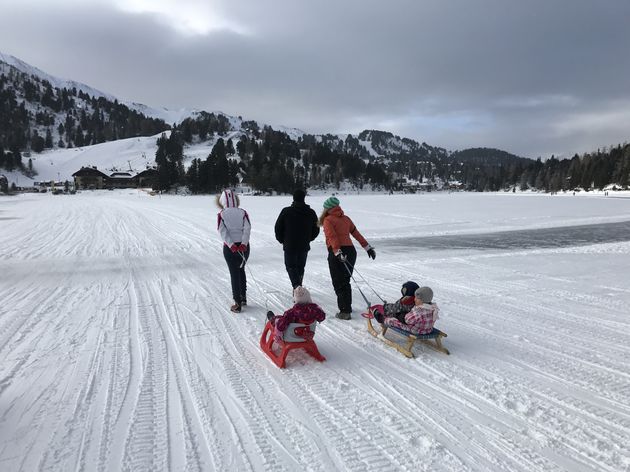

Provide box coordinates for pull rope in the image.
[342,258,386,304]
[341,260,372,310]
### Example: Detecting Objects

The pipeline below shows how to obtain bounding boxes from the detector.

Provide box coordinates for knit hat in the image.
[401,281,420,297]
[293,188,306,203]
[414,286,433,303]
[293,286,312,304]
[323,196,340,209]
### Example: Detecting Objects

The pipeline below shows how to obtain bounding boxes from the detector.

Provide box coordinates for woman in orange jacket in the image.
[319,196,376,319]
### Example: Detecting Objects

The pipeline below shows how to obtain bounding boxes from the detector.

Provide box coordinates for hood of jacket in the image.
[327,206,344,217]
[219,189,239,208]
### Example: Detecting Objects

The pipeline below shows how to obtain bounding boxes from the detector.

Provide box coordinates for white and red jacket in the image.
[217,189,251,247]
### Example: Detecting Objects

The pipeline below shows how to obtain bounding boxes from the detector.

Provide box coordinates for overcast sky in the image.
[1,0,629,158]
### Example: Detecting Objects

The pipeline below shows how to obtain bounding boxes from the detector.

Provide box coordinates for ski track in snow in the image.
[1,192,629,471]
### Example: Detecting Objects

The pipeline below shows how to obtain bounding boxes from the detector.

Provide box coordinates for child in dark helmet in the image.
[372,281,419,324]
[383,286,439,335]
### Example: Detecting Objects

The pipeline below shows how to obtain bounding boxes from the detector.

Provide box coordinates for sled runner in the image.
[260,320,326,368]
[364,311,450,357]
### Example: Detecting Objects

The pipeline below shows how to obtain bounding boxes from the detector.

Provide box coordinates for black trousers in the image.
[284,250,309,289]
[327,246,357,313]
[223,244,250,304]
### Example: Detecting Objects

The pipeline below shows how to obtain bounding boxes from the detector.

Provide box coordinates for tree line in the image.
[155,115,630,193]
[154,124,392,193]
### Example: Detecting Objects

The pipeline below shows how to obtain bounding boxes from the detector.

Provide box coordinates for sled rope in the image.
[244,261,271,313]
[342,260,373,310]
[342,259,386,304]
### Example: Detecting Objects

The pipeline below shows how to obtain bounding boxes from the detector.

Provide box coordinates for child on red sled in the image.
[373,286,439,335]
[266,286,326,341]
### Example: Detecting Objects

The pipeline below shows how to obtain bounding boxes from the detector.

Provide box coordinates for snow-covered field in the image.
[1,191,629,472]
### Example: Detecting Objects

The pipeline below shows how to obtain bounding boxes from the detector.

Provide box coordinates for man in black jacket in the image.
[274,189,320,288]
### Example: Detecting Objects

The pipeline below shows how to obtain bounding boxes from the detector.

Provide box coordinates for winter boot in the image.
[335,311,352,320]
[266,310,275,322]
[373,308,384,324]
[230,303,242,313]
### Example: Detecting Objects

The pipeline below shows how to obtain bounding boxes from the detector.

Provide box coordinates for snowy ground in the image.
[1,191,629,472]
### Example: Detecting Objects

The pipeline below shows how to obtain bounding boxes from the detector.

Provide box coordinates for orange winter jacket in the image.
[322,206,369,252]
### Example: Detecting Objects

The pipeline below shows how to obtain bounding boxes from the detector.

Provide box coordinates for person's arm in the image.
[323,218,340,252]
[241,210,251,245]
[314,305,326,322]
[348,219,369,247]
[310,210,320,241]
[405,307,433,332]
[349,218,376,259]
[274,210,285,244]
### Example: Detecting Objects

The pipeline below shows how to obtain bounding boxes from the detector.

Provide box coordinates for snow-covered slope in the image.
[13,128,250,185]
[16,134,164,184]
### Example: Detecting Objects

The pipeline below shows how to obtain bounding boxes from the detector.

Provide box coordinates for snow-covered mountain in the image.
[2,52,542,192]
[0,52,199,124]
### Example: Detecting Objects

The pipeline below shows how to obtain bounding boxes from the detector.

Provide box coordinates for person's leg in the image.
[239,245,250,303]
[338,246,357,313]
[328,247,355,314]
[295,250,308,287]
[284,250,301,288]
[327,249,344,311]
[223,245,242,305]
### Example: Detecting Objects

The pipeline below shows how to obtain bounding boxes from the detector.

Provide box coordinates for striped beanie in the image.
[323,196,340,209]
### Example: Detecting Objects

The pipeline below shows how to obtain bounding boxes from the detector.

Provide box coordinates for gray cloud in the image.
[1,0,629,158]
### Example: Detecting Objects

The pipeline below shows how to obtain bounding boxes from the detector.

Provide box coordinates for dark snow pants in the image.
[223,244,250,304]
[284,249,309,289]
[327,245,357,313]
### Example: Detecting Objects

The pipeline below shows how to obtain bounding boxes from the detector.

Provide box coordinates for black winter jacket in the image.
[274,202,320,251]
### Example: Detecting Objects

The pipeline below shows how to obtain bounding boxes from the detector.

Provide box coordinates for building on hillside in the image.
[72,166,158,190]
[134,168,158,188]
[109,172,134,188]
[72,167,110,190]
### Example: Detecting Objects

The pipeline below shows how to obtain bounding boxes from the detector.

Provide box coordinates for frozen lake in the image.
[385,219,630,250]
[1,191,629,471]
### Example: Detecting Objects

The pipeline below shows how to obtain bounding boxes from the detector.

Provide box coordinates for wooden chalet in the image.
[72,167,110,190]
[72,166,158,190]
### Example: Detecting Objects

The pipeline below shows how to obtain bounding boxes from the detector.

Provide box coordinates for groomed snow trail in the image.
[1,192,629,471]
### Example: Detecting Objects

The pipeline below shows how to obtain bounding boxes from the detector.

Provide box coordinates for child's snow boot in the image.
[230,303,242,313]
[335,311,351,320]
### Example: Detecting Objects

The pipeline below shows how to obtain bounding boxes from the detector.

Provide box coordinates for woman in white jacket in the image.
[217,189,251,313]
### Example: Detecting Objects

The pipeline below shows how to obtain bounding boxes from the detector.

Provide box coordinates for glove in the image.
[366,245,376,260]
[334,249,347,262]
[237,244,248,252]
[230,244,238,253]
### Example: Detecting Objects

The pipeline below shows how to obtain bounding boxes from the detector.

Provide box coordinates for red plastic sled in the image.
[259,320,326,368]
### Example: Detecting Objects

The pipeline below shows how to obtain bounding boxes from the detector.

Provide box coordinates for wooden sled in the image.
[260,320,326,368]
[366,315,450,357]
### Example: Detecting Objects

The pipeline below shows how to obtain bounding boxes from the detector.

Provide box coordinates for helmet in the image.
[401,281,419,297]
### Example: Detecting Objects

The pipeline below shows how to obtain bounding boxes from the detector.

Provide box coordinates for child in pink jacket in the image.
[267,286,326,341]
[376,286,439,335]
